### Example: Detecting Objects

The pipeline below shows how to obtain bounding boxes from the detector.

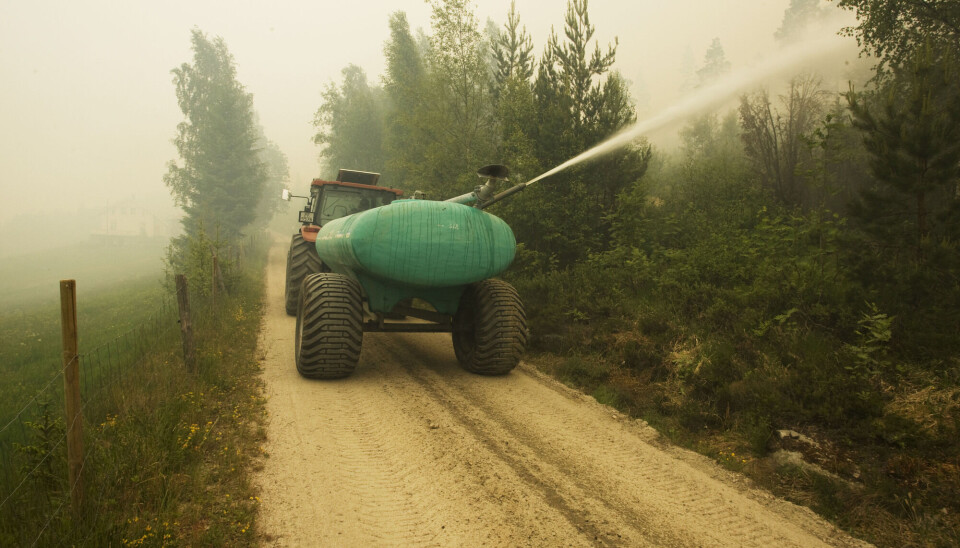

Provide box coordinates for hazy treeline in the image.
[162,29,290,288]
[315,0,960,542]
[314,0,651,267]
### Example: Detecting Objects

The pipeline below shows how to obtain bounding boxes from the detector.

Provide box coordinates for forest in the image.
[309,0,959,544]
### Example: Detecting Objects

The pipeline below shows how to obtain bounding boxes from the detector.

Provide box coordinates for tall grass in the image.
[0,235,269,546]
[0,280,172,438]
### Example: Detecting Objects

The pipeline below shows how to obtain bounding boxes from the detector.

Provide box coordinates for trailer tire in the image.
[452,279,527,375]
[285,234,323,316]
[296,273,364,379]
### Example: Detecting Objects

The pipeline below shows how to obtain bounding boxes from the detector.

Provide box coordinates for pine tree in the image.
[520,0,649,268]
[697,38,731,85]
[492,1,535,90]
[552,0,617,138]
[774,0,830,45]
[532,34,576,168]
[847,43,960,261]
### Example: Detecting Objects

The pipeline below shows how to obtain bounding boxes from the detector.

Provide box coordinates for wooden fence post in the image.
[59,279,83,516]
[211,253,218,311]
[175,274,197,372]
[211,245,226,302]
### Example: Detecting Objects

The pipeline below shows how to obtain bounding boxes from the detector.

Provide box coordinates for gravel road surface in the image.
[256,237,868,547]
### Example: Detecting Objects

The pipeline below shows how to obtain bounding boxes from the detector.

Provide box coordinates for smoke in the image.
[523,27,857,188]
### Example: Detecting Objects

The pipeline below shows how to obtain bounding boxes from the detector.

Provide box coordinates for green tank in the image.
[314,199,516,315]
[293,165,529,380]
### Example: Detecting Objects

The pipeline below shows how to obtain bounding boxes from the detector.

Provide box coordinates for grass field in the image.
[0,235,269,546]
[0,238,171,433]
[0,237,167,308]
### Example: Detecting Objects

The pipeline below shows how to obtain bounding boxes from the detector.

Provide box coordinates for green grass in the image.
[0,258,174,545]
[0,235,270,546]
[0,238,168,309]
[0,278,172,429]
[0,237,172,424]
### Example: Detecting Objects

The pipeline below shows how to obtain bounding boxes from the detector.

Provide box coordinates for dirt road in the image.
[256,237,867,547]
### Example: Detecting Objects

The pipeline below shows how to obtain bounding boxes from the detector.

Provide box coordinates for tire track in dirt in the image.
[381,333,867,548]
[307,381,443,546]
[255,236,869,547]
[259,239,603,546]
[363,338,632,547]
[379,337,658,546]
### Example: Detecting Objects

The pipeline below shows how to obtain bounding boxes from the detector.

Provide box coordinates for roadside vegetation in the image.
[311,0,960,545]
[2,27,282,546]
[0,235,269,546]
[0,240,167,425]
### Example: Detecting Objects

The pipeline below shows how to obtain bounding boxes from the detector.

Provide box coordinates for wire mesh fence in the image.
[78,300,180,417]
[0,299,181,545]
[0,232,265,546]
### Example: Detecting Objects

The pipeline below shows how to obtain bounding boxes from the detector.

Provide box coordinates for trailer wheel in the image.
[285,234,323,316]
[296,273,364,379]
[452,279,527,375]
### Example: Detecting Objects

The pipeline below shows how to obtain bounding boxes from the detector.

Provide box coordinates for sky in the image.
[0,0,856,226]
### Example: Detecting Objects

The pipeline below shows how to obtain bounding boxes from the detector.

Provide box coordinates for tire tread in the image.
[453,279,528,375]
[284,234,323,316]
[296,273,363,379]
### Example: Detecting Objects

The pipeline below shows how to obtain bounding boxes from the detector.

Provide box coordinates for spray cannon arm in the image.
[477,181,526,210]
[443,179,500,205]
[445,189,480,205]
[444,164,521,209]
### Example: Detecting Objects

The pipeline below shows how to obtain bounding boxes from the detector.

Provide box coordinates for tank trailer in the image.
[283,165,529,379]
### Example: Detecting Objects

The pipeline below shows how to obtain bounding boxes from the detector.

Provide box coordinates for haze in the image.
[0,0,853,253]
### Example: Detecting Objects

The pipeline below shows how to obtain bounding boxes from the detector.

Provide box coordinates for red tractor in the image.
[282,169,403,315]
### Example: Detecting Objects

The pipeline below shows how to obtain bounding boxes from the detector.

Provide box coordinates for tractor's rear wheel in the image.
[296,273,364,379]
[452,279,527,375]
[285,234,323,316]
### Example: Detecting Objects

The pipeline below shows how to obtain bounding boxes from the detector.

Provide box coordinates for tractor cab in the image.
[282,169,404,316]
[299,170,403,228]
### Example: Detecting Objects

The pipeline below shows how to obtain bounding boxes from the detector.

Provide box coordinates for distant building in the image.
[91,198,178,243]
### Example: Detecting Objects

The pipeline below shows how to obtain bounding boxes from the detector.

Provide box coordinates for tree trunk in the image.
[917,189,927,263]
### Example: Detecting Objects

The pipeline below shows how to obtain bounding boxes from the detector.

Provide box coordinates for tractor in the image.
[285,165,529,379]
[282,169,403,315]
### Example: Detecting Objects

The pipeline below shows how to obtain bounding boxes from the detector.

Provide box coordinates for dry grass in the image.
[886,385,960,438]
[524,349,960,548]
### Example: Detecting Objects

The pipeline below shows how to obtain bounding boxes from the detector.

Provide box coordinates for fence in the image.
[0,290,179,545]
[0,234,261,546]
